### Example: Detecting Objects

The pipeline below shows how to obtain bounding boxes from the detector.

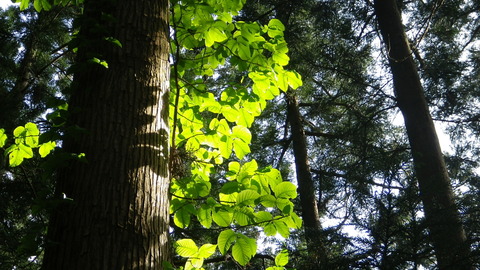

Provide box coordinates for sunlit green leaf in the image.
[267,19,285,38]
[33,0,42,11]
[232,235,256,266]
[0,129,6,147]
[273,182,297,199]
[264,222,277,236]
[237,109,254,127]
[275,249,289,267]
[205,26,228,47]
[212,209,233,227]
[187,258,203,270]
[286,71,303,89]
[175,239,198,258]
[266,267,284,270]
[232,125,251,143]
[233,207,254,226]
[39,141,56,158]
[258,194,276,207]
[217,229,237,255]
[255,211,272,223]
[283,212,303,229]
[7,143,33,167]
[198,243,217,258]
[272,52,290,66]
[233,139,250,159]
[18,0,29,10]
[274,220,290,238]
[197,204,213,228]
[236,190,260,206]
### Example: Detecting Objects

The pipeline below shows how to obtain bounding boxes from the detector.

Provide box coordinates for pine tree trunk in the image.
[41,0,170,269]
[373,0,472,269]
[286,93,328,265]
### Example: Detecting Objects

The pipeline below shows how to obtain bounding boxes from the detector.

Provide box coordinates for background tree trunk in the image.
[374,0,472,268]
[286,93,328,265]
[41,0,171,269]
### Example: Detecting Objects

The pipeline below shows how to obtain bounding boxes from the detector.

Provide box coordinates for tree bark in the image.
[374,0,472,269]
[286,93,328,265]
[41,0,170,269]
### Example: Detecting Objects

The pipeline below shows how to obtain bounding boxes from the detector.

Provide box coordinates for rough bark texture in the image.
[286,94,328,264]
[374,0,472,269]
[41,0,170,269]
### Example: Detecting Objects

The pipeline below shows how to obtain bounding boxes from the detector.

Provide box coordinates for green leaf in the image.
[237,109,254,127]
[264,222,277,236]
[221,106,238,123]
[228,161,241,173]
[272,52,290,66]
[7,144,33,167]
[255,211,272,223]
[267,19,285,38]
[273,182,297,199]
[232,125,252,143]
[274,220,290,238]
[19,0,29,10]
[276,198,294,214]
[212,209,233,227]
[105,37,123,48]
[33,0,42,11]
[286,71,303,89]
[174,207,191,228]
[39,141,56,158]
[275,249,289,266]
[259,194,277,208]
[41,0,52,10]
[197,204,213,228]
[233,207,254,226]
[220,181,239,194]
[198,244,217,258]
[175,239,198,258]
[217,229,237,255]
[236,190,260,206]
[265,168,283,189]
[90,57,109,68]
[18,144,33,158]
[13,126,25,139]
[206,26,228,47]
[24,122,40,147]
[266,267,285,270]
[291,212,303,228]
[283,212,303,229]
[236,37,252,60]
[218,135,233,158]
[0,129,6,147]
[186,258,204,270]
[232,235,257,266]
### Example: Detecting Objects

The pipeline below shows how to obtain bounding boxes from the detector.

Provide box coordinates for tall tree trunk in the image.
[41,0,170,269]
[374,1,472,269]
[0,9,45,130]
[286,93,328,265]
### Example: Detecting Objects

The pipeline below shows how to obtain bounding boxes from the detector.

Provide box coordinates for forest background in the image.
[0,0,479,269]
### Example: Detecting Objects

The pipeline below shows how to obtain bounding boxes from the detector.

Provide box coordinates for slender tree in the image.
[41,0,171,268]
[286,93,328,265]
[374,0,472,268]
